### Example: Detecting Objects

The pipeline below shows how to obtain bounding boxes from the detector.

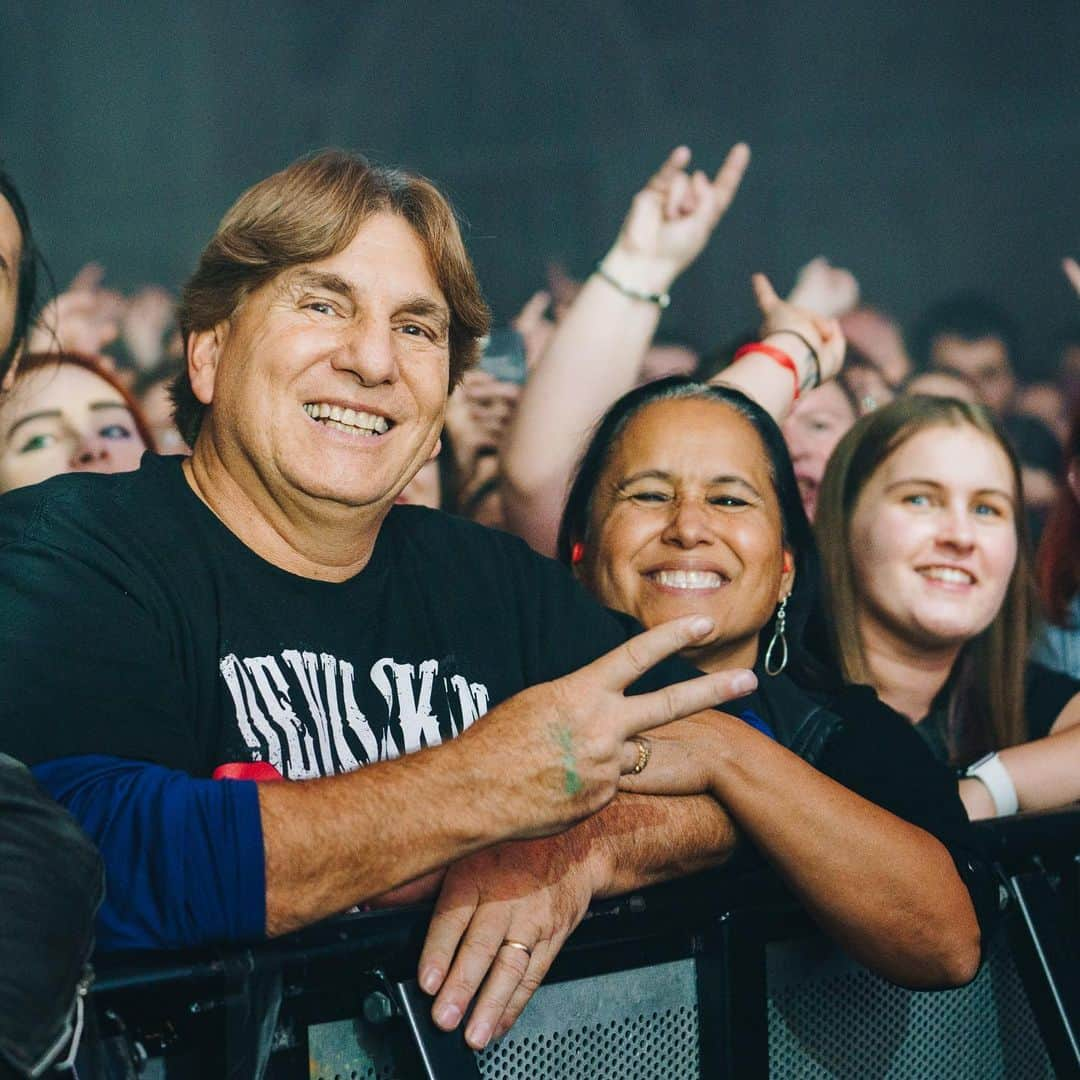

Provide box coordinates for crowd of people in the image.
[0,143,1078,1075]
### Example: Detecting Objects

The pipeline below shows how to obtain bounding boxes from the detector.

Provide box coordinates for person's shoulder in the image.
[1025,659,1080,737]
[0,454,184,553]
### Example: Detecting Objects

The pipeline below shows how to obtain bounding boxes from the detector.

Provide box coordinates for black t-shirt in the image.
[0,455,679,776]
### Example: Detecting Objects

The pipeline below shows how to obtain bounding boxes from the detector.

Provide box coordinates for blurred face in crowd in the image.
[930,334,1015,414]
[395,456,441,509]
[0,194,21,364]
[189,212,450,514]
[139,376,189,455]
[0,360,147,493]
[585,398,794,672]
[905,371,980,403]
[848,423,1018,659]
[782,382,857,521]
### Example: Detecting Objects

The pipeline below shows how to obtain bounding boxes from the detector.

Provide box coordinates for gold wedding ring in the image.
[629,736,651,776]
[502,939,532,958]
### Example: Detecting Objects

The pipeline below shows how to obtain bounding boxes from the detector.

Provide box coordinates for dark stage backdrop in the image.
[2,2,1078,375]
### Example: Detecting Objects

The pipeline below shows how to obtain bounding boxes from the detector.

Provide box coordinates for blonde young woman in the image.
[816,396,1080,820]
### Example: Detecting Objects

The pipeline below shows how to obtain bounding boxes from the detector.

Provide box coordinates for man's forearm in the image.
[573,791,739,899]
[260,737,522,936]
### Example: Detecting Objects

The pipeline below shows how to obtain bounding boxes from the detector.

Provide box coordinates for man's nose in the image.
[332,321,399,386]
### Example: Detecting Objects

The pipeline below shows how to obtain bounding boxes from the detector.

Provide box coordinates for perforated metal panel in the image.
[766,928,1054,1079]
[478,959,700,1079]
[307,1016,418,1080]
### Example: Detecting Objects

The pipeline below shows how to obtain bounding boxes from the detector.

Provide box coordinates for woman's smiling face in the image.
[848,423,1019,654]
[585,398,794,672]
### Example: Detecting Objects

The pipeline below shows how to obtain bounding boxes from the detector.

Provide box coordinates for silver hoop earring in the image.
[764,595,789,676]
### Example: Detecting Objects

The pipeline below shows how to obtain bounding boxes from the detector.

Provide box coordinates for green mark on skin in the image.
[556,727,581,795]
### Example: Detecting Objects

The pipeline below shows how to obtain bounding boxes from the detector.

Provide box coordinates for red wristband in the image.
[733,342,801,400]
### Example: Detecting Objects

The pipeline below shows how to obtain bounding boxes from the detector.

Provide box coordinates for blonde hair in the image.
[815,396,1033,762]
[173,149,490,446]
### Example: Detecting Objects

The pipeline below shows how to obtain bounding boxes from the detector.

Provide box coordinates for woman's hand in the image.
[616,715,724,798]
[752,272,847,385]
[602,143,751,293]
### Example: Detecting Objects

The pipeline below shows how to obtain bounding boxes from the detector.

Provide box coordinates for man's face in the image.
[190,212,451,514]
[930,334,1014,413]
[0,194,23,366]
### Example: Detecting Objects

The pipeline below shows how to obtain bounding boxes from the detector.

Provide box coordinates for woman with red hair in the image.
[0,351,153,494]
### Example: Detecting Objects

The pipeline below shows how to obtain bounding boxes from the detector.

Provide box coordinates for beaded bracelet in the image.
[594,262,671,309]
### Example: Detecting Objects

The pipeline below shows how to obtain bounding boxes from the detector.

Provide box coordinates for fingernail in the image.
[689,616,714,636]
[467,1020,492,1049]
[730,670,757,695]
[434,1002,462,1029]
[419,966,442,994]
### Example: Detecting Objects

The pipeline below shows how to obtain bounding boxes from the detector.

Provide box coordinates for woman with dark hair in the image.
[0,351,154,494]
[1033,401,1080,677]
[560,375,994,988]
[0,168,38,383]
[816,396,1080,819]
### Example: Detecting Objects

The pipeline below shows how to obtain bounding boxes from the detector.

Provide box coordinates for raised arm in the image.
[500,144,750,554]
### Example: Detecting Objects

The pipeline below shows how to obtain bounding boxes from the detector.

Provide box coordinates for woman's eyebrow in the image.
[6,409,61,441]
[708,474,761,497]
[89,401,131,413]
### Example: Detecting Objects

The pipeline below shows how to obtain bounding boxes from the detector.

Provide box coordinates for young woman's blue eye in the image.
[100,424,133,440]
[973,502,1002,517]
[903,493,931,507]
[19,433,55,453]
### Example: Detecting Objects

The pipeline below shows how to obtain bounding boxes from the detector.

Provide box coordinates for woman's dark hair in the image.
[557,376,830,688]
[0,168,39,380]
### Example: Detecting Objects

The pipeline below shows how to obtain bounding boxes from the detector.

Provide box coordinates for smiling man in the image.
[0,151,758,1051]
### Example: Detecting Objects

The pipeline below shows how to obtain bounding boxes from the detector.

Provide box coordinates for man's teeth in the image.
[920,566,974,585]
[303,403,389,435]
[652,570,724,589]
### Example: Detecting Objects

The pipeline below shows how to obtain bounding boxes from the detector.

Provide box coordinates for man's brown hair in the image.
[173,150,490,446]
[815,395,1033,763]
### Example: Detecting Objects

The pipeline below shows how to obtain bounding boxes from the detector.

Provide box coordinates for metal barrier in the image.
[86,809,1080,1079]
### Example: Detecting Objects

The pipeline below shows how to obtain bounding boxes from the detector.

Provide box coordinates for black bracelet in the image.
[764,330,821,390]
[595,262,671,309]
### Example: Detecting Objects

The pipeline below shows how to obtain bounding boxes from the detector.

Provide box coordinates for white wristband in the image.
[964,752,1019,818]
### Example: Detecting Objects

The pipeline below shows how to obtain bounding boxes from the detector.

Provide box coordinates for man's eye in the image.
[710,495,748,507]
[100,423,133,440]
[19,433,56,453]
[398,323,433,339]
[629,491,669,503]
[305,301,338,316]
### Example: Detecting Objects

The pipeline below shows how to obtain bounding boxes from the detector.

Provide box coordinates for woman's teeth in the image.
[920,566,974,585]
[303,402,390,436]
[651,569,724,589]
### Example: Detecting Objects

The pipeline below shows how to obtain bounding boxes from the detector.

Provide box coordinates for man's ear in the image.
[187,323,227,407]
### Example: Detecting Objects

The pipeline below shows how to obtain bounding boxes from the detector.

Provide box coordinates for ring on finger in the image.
[502,939,532,958]
[629,736,651,776]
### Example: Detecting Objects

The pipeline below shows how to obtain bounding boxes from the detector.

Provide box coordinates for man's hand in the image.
[752,272,846,385]
[456,615,757,841]
[601,143,751,294]
[418,834,598,1049]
